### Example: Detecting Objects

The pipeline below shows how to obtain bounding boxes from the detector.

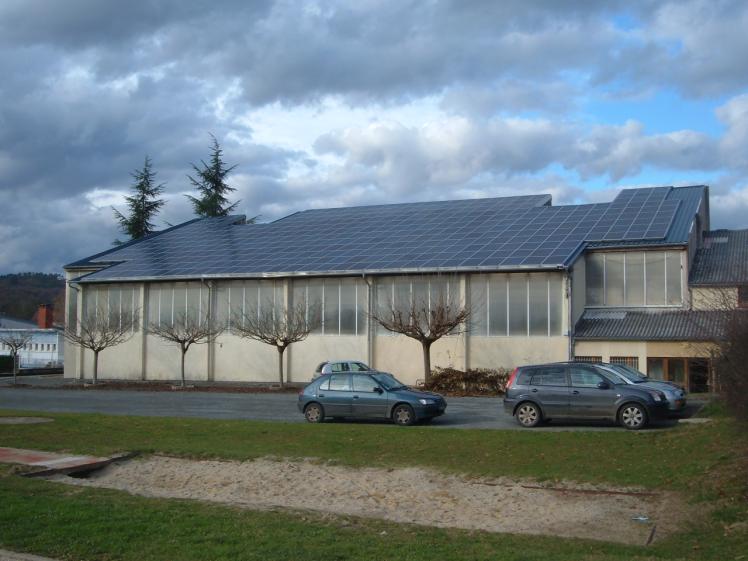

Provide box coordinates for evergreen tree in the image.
[186,135,240,217]
[113,156,166,241]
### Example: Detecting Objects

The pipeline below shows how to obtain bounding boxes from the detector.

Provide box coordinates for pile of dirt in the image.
[52,455,691,545]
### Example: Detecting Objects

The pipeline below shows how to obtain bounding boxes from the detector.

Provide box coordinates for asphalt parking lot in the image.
[0,375,700,431]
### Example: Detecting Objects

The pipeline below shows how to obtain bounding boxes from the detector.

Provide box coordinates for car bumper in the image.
[647,401,672,420]
[413,402,447,419]
[503,398,516,415]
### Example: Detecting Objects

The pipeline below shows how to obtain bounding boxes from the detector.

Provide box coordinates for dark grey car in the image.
[597,363,688,416]
[298,372,447,426]
[503,362,670,430]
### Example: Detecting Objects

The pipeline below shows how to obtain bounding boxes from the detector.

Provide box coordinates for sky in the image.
[2,0,748,274]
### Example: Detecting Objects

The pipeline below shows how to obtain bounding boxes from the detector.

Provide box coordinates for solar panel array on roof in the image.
[69,186,702,282]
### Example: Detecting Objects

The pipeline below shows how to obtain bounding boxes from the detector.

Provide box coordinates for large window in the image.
[585,251,682,307]
[470,273,563,337]
[292,278,367,336]
[83,284,139,331]
[148,282,208,327]
[375,275,459,335]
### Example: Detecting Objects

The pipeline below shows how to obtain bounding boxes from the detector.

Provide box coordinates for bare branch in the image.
[0,331,33,384]
[231,301,320,386]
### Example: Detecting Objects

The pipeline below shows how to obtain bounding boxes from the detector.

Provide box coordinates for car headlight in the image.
[648,390,665,402]
[418,398,435,405]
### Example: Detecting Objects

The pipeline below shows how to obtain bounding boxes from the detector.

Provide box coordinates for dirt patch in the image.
[51,455,691,545]
[0,417,53,425]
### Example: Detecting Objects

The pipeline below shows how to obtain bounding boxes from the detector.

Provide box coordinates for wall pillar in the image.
[461,274,469,371]
[76,284,85,381]
[140,283,148,381]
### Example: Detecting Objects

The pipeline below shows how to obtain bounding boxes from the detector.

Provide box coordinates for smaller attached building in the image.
[0,305,64,369]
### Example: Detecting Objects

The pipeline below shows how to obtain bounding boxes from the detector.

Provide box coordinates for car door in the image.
[351,374,388,418]
[526,366,569,417]
[568,365,618,418]
[317,374,354,416]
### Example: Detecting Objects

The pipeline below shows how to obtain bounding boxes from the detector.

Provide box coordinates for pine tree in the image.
[186,135,240,217]
[113,156,166,241]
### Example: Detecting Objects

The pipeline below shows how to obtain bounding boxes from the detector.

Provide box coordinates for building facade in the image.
[0,305,64,369]
[63,185,744,390]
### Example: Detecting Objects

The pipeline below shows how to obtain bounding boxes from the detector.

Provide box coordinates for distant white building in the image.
[0,305,63,369]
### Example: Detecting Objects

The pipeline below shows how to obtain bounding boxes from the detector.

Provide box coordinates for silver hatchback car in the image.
[312,360,371,380]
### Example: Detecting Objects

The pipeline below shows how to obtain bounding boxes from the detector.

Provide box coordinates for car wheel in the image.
[515,402,541,428]
[392,404,416,426]
[618,403,647,430]
[304,403,324,423]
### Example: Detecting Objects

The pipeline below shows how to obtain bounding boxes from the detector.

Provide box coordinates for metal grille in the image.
[573,356,602,363]
[610,356,639,369]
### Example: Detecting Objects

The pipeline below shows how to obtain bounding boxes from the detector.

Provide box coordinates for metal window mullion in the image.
[354,282,358,336]
[644,252,648,305]
[337,279,341,336]
[321,282,326,335]
[170,286,175,326]
[486,276,490,336]
[602,254,607,307]
[505,276,509,337]
[623,253,627,307]
[663,251,668,305]
[526,275,530,337]
[546,275,550,337]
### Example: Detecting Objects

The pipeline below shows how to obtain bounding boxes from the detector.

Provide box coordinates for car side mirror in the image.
[374,386,383,394]
[597,381,610,390]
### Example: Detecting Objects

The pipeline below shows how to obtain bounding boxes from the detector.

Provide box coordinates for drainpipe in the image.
[362,274,374,367]
[566,270,574,361]
[202,277,215,382]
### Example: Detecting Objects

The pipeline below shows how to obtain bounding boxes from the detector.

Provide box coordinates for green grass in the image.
[0,409,745,560]
[0,409,739,489]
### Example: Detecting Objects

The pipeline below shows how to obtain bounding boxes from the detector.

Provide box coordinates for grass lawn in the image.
[0,408,745,560]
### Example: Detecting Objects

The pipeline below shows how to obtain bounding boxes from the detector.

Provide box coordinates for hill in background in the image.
[0,273,65,324]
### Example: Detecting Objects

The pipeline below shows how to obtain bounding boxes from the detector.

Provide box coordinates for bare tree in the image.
[0,332,32,384]
[149,311,224,387]
[64,307,136,384]
[232,302,319,387]
[371,292,470,384]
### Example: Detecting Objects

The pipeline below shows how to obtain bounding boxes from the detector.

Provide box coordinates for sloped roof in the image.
[0,316,37,330]
[66,185,706,283]
[574,309,725,341]
[690,229,748,286]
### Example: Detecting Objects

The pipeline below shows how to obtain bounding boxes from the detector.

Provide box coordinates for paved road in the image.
[0,378,697,431]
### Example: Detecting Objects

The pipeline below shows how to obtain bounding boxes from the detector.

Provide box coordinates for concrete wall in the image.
[574,339,716,374]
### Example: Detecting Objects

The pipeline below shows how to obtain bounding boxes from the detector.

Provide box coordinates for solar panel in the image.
[71,188,697,281]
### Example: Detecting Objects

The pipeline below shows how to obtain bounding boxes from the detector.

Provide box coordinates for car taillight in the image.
[506,368,518,391]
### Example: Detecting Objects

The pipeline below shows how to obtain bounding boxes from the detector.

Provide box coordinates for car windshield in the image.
[371,373,407,390]
[609,364,647,383]
[599,368,630,385]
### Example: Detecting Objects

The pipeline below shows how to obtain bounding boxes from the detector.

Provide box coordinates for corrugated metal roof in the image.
[574,309,725,341]
[690,229,748,286]
[66,185,707,283]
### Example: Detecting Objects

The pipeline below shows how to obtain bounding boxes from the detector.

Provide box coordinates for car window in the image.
[570,367,604,387]
[331,362,349,373]
[352,375,379,392]
[529,367,567,386]
[318,377,329,391]
[328,373,351,391]
[349,362,370,372]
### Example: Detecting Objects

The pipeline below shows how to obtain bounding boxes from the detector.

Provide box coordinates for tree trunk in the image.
[277,346,285,388]
[422,342,432,385]
[180,349,186,387]
[12,352,17,385]
[92,350,99,385]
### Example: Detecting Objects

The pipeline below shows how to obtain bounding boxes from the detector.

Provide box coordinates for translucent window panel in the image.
[624,252,645,306]
[147,285,160,326]
[488,275,508,336]
[324,279,340,335]
[186,284,203,321]
[430,277,450,309]
[228,282,245,325]
[549,275,563,335]
[528,274,549,336]
[339,279,357,335]
[647,358,665,380]
[67,285,78,332]
[173,284,187,322]
[356,282,368,336]
[307,280,323,334]
[121,286,136,330]
[259,281,276,317]
[605,253,624,306]
[108,287,121,327]
[393,278,411,316]
[375,279,393,335]
[411,278,429,311]
[508,275,528,336]
[274,282,285,321]
[666,252,682,305]
[586,253,604,306]
[469,275,488,336]
[291,280,306,312]
[214,283,229,328]
[645,252,666,304]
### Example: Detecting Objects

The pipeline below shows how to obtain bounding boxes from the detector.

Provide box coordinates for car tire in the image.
[304,403,325,423]
[392,404,416,426]
[618,403,648,430]
[515,402,542,428]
